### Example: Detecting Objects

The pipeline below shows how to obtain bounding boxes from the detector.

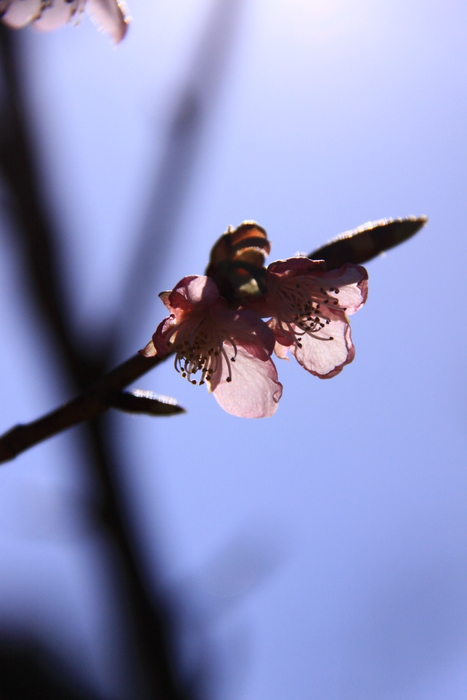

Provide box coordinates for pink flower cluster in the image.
[141,224,368,418]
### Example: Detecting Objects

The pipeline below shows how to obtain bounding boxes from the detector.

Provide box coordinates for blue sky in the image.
[1,0,467,697]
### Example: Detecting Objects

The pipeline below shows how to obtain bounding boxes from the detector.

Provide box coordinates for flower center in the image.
[274,277,345,347]
[167,317,237,385]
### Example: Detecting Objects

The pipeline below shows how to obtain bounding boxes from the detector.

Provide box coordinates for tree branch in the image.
[0,352,166,464]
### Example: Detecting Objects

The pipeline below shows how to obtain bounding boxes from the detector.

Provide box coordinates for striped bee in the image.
[207,216,427,303]
[206,221,271,303]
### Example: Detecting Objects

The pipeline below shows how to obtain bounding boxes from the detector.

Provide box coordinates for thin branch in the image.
[0,352,164,464]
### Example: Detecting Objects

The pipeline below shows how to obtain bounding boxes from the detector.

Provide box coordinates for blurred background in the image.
[0,0,467,698]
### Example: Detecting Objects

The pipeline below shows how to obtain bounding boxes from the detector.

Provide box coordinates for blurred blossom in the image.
[0,0,129,42]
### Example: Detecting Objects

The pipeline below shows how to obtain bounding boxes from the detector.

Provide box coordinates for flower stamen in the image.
[273,277,337,343]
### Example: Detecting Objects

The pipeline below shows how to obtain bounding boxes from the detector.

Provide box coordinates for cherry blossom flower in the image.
[0,0,129,42]
[250,257,368,379]
[140,222,369,417]
[141,275,283,419]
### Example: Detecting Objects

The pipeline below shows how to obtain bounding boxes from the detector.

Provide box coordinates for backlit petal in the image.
[290,314,354,378]
[1,0,42,28]
[315,263,368,314]
[212,346,282,418]
[34,0,85,32]
[170,275,220,307]
[86,0,128,42]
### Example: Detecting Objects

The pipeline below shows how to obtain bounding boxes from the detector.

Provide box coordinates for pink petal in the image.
[290,313,354,378]
[266,258,368,315]
[86,0,128,43]
[273,340,290,360]
[240,309,276,356]
[211,346,282,418]
[1,0,42,28]
[317,263,368,314]
[265,318,292,359]
[210,307,275,360]
[164,289,193,314]
[152,315,178,357]
[34,0,85,31]
[170,275,220,307]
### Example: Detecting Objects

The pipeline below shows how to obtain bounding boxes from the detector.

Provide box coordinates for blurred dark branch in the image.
[0,635,103,700]
[0,27,104,388]
[0,0,246,696]
[110,0,245,350]
[0,24,183,700]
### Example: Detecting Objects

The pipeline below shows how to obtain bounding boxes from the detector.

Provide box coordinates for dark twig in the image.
[0,26,105,389]
[0,353,164,464]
